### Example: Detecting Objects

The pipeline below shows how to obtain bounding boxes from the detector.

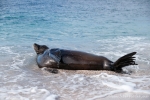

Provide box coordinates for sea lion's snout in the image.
[33,43,40,52]
[33,43,49,54]
[33,43,39,48]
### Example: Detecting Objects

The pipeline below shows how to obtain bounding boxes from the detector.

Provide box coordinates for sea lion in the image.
[33,43,137,74]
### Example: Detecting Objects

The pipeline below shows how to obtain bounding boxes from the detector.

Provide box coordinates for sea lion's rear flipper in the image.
[49,48,61,63]
[112,52,138,73]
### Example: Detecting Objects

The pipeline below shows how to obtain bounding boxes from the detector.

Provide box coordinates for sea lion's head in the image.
[33,43,49,54]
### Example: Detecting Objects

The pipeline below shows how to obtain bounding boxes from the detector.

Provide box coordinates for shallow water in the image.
[0,0,150,100]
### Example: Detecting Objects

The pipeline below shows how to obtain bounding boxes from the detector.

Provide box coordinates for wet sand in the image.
[100,93,150,100]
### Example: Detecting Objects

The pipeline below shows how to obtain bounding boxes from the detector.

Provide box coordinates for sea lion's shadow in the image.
[42,67,133,75]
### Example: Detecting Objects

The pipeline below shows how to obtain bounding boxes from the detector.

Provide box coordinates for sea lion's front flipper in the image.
[49,48,61,63]
[45,68,58,74]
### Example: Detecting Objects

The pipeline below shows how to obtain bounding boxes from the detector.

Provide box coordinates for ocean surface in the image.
[0,0,150,100]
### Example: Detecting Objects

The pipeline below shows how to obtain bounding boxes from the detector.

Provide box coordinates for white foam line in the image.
[102,81,150,94]
[102,81,135,92]
[94,73,150,83]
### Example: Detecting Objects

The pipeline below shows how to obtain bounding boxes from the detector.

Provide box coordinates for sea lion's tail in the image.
[112,52,137,73]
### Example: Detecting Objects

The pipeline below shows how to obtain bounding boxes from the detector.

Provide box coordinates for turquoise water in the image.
[0,0,150,100]
[1,0,150,46]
